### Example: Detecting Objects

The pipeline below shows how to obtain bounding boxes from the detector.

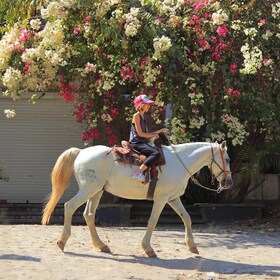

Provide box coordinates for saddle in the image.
[111,140,165,167]
[111,141,146,166]
[111,140,166,200]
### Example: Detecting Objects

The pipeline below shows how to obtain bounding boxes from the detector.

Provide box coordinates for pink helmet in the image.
[133,94,155,108]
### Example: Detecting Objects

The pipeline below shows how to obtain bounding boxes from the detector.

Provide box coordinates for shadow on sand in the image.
[0,254,41,262]
[64,251,280,277]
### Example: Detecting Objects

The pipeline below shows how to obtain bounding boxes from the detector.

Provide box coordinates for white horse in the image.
[42,141,233,257]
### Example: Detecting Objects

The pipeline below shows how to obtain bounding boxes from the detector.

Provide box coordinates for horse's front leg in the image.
[142,200,167,258]
[83,191,111,253]
[168,197,199,254]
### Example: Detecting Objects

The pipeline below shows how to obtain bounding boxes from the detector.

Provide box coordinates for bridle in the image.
[210,145,232,185]
[169,142,231,193]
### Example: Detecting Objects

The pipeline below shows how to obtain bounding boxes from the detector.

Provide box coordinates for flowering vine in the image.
[0,0,279,147]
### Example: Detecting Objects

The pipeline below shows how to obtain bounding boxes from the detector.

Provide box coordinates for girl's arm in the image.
[133,113,155,139]
[133,113,169,139]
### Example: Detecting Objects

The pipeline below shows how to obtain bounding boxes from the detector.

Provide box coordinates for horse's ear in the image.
[221,140,227,151]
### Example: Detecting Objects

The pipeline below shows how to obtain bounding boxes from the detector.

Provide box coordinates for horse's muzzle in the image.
[217,176,233,193]
[221,176,233,189]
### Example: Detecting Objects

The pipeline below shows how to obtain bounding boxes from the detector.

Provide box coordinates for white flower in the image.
[188,92,204,106]
[40,8,49,19]
[143,62,161,87]
[189,116,205,129]
[210,131,226,142]
[240,43,263,74]
[4,109,16,118]
[124,8,141,37]
[59,0,79,9]
[153,35,172,60]
[211,2,220,10]
[112,8,123,20]
[221,114,248,146]
[2,67,23,98]
[0,25,21,71]
[30,19,41,31]
[262,30,273,40]
[96,0,121,17]
[47,2,63,17]
[103,81,112,91]
[231,20,241,30]
[189,63,201,72]
[150,0,184,16]
[125,24,139,37]
[212,9,228,25]
[272,3,280,18]
[244,27,258,38]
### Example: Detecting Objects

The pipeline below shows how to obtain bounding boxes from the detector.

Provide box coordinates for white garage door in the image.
[0,93,85,203]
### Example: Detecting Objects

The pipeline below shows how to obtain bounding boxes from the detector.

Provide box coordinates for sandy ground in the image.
[0,223,279,280]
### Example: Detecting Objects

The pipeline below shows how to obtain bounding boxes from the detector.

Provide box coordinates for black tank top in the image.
[129,114,148,144]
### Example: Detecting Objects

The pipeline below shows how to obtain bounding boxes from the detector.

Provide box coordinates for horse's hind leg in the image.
[57,189,96,252]
[83,191,111,253]
[168,197,199,254]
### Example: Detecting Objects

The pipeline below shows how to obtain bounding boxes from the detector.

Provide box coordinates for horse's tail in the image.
[41,147,81,225]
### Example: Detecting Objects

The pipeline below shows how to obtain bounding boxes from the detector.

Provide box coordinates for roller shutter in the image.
[0,93,84,203]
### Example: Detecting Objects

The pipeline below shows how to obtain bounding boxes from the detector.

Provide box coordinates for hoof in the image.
[189,246,199,254]
[57,241,65,252]
[146,250,157,258]
[100,245,111,253]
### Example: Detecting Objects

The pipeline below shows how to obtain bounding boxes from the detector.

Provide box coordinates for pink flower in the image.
[83,16,91,24]
[74,104,84,122]
[59,76,75,103]
[82,132,90,141]
[227,88,233,94]
[86,62,94,69]
[258,19,266,27]
[120,65,134,80]
[155,18,163,25]
[23,62,31,75]
[89,128,100,139]
[108,134,118,146]
[105,127,112,135]
[263,58,272,66]
[193,0,209,11]
[230,63,238,73]
[101,114,107,121]
[109,107,119,118]
[190,15,200,25]
[212,52,221,60]
[74,25,81,35]
[227,88,240,97]
[151,88,157,97]
[82,128,100,141]
[19,29,29,42]
[199,39,210,49]
[217,25,229,37]
[233,90,240,97]
[211,36,217,43]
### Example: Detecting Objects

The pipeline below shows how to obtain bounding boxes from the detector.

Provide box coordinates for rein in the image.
[166,138,228,193]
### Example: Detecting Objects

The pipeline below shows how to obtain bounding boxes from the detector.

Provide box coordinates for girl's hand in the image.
[160,128,169,134]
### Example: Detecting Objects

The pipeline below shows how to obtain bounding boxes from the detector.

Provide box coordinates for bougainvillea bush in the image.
[0,0,279,147]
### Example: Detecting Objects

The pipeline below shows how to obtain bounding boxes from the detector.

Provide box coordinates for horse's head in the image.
[209,141,233,193]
